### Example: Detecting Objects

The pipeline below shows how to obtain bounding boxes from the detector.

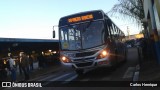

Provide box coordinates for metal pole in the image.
[137,46,142,68]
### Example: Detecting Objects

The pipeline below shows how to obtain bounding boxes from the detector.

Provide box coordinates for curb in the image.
[132,64,141,90]
[133,64,140,80]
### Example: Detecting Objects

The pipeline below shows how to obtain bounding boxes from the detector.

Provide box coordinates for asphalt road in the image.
[1,47,139,90]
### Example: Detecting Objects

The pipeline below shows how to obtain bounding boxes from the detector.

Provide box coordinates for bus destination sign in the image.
[68,14,93,23]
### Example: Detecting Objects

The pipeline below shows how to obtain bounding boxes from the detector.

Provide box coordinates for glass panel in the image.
[60,28,69,50]
[82,21,104,49]
[59,21,105,50]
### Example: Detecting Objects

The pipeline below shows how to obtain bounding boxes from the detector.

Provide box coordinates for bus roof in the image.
[59,10,105,27]
[58,10,125,36]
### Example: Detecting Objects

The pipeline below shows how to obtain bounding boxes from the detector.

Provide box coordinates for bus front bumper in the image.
[61,57,112,70]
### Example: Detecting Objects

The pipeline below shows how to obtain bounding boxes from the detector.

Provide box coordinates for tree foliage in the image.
[108,0,144,26]
[139,30,145,34]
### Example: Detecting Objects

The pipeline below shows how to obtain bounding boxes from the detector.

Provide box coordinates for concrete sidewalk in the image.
[138,53,160,90]
[139,60,160,81]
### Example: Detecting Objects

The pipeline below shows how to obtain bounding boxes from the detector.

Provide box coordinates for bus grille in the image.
[75,62,93,67]
[74,57,95,61]
[76,50,98,57]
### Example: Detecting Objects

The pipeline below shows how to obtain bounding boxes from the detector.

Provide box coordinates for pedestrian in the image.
[29,55,34,71]
[140,38,147,60]
[149,35,157,60]
[8,55,16,82]
[0,58,7,81]
[18,57,22,75]
[19,52,30,81]
[42,55,47,68]
[2,59,8,80]
[37,54,43,69]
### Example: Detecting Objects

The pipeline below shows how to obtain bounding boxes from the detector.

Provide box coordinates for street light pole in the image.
[127,26,130,40]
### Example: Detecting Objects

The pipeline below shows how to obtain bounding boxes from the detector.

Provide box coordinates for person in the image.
[19,52,30,80]
[37,54,44,69]
[0,58,3,80]
[29,55,34,71]
[0,58,7,81]
[8,55,16,82]
[18,57,22,75]
[140,38,148,60]
[149,35,156,60]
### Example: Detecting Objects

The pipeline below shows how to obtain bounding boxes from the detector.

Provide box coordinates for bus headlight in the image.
[60,56,71,63]
[97,50,109,59]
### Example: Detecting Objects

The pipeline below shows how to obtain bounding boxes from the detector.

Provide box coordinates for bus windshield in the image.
[60,20,104,50]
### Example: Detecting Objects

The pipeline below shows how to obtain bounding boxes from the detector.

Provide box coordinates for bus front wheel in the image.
[124,49,127,62]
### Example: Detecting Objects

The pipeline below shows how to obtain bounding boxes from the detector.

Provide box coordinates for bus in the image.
[54,10,126,75]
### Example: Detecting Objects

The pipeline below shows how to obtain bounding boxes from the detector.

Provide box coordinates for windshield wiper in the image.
[82,21,93,32]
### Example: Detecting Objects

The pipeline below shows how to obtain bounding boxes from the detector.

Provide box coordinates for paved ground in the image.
[2,47,160,90]
[138,56,160,90]
[3,62,63,82]
[1,48,140,90]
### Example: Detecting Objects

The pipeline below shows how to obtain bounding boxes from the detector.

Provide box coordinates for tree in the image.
[108,0,144,26]
[139,30,145,34]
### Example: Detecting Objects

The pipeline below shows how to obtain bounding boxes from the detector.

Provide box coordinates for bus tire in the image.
[75,69,84,76]
[124,49,127,62]
[110,50,118,70]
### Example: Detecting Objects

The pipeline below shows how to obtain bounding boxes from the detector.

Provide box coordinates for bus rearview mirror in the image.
[53,31,55,38]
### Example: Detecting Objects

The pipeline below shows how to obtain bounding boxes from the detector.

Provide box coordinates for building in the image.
[143,0,160,63]
[0,38,59,57]
[126,34,144,40]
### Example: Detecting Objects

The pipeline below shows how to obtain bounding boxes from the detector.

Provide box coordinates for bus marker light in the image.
[61,56,71,63]
[97,50,109,59]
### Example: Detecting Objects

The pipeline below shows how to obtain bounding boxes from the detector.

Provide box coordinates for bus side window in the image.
[115,27,119,40]
[104,21,109,36]
[117,29,120,41]
[110,24,115,40]
[112,24,116,40]
[105,20,111,43]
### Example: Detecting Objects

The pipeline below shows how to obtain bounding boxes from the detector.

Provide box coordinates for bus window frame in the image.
[110,23,115,40]
[104,19,109,35]
[105,19,112,39]
[104,19,110,43]
[112,24,117,39]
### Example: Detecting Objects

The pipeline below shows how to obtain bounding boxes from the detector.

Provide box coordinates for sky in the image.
[0,0,141,40]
